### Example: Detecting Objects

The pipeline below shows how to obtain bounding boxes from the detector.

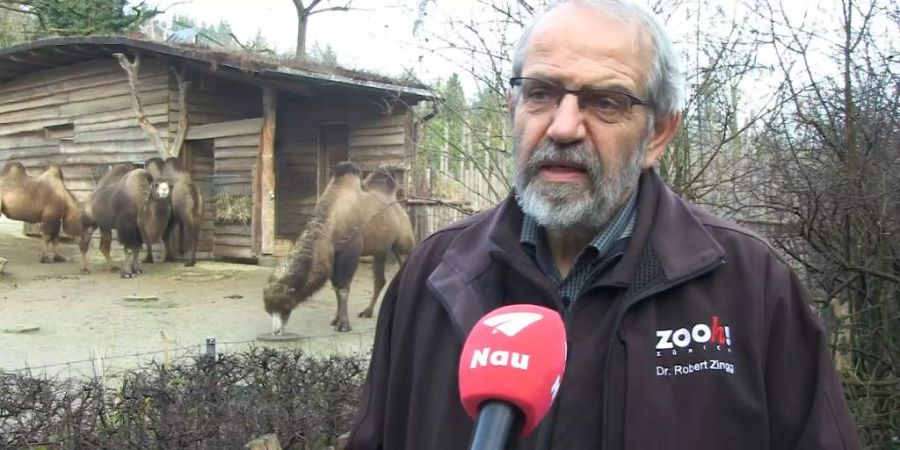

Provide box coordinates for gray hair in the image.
[510,0,684,118]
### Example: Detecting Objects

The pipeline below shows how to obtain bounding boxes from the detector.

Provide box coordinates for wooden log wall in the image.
[185,140,215,256]
[171,74,261,131]
[187,118,263,260]
[274,91,413,241]
[0,58,171,201]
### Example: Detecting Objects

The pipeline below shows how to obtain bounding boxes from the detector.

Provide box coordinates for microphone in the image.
[458,304,567,450]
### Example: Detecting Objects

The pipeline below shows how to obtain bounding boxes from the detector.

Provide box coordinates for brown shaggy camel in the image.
[79,165,172,278]
[0,162,82,263]
[144,157,204,266]
[263,161,415,334]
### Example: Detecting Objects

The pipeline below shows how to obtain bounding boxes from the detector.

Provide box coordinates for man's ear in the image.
[643,111,682,168]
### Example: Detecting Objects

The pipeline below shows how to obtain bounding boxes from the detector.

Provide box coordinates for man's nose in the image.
[546,94,586,145]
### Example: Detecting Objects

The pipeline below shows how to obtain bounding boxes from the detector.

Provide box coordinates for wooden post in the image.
[259,87,277,255]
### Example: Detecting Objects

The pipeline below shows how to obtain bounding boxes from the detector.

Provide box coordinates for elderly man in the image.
[347,0,860,448]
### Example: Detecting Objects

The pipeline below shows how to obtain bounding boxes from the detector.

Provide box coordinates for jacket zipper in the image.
[600,256,726,450]
[532,252,625,450]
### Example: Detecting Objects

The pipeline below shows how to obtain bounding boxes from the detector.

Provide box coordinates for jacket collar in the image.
[428,168,726,340]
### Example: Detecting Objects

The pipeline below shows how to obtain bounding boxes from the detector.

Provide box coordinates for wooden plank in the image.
[185,118,262,140]
[349,133,406,147]
[214,135,259,148]
[0,118,71,136]
[0,89,169,124]
[0,134,56,149]
[74,104,168,126]
[0,74,168,115]
[214,158,256,174]
[354,113,406,128]
[73,126,168,144]
[9,151,157,167]
[59,140,159,155]
[75,114,167,133]
[350,125,405,138]
[212,234,253,246]
[0,60,116,97]
[0,60,167,107]
[215,147,258,159]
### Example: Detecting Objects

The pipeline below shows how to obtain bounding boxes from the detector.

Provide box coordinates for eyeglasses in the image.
[509,76,652,123]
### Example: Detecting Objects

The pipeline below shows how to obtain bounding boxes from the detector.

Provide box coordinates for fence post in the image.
[205,337,216,361]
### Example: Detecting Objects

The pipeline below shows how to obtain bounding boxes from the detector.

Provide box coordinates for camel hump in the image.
[38,165,65,181]
[363,168,398,195]
[0,161,26,178]
[121,168,154,203]
[97,163,135,188]
[331,161,361,179]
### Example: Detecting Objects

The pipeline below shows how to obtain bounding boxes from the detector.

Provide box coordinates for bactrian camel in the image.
[263,161,415,334]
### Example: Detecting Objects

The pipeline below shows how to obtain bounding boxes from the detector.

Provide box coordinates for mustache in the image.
[524,140,598,173]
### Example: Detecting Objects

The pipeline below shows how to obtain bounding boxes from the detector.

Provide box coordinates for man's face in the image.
[512,2,660,230]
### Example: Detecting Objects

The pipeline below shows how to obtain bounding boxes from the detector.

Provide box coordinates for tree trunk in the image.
[295,11,308,61]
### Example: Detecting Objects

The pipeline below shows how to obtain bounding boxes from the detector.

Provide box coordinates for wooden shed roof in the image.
[0,36,435,101]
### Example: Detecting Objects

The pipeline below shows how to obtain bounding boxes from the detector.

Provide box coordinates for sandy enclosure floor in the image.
[0,231,395,375]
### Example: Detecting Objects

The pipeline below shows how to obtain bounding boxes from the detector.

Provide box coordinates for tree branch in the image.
[167,66,190,158]
[113,52,168,158]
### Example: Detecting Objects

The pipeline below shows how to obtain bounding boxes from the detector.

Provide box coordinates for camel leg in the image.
[330,235,362,332]
[143,242,154,264]
[184,219,199,267]
[120,246,140,278]
[51,240,66,263]
[162,218,178,262]
[79,226,95,274]
[99,229,119,272]
[359,252,387,318]
[39,234,52,264]
[333,287,352,332]
[38,220,60,264]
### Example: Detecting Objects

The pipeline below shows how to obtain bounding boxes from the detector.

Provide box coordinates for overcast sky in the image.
[153,0,461,82]
[150,0,841,100]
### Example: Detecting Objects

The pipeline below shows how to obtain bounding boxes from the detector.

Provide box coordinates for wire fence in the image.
[5,330,376,380]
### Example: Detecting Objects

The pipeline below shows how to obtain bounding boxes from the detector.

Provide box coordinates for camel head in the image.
[263,281,296,335]
[145,157,165,179]
[150,180,171,201]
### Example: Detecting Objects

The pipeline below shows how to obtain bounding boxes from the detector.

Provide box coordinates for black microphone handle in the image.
[469,401,524,450]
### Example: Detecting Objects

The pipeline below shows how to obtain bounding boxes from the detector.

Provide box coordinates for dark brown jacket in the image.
[348,170,859,450]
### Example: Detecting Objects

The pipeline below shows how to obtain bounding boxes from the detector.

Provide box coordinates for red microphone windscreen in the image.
[458,304,567,436]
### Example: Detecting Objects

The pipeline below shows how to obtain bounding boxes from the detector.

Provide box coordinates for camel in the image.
[263,161,415,334]
[79,165,172,278]
[144,157,204,266]
[0,162,82,263]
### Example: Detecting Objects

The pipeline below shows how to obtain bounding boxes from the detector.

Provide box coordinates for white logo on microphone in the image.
[483,312,543,337]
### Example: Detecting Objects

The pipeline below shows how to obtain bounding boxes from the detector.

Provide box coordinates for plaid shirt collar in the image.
[520,187,638,281]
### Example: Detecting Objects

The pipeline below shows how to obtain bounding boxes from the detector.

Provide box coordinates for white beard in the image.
[514,134,647,231]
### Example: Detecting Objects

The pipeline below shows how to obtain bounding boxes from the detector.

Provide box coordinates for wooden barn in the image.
[0,36,433,260]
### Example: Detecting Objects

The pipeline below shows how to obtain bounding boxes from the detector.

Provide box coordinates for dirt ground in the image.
[0,231,395,375]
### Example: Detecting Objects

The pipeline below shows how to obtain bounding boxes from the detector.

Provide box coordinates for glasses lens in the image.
[520,79,560,110]
[580,90,630,121]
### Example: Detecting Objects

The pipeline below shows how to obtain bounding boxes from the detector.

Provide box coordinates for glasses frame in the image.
[509,76,653,121]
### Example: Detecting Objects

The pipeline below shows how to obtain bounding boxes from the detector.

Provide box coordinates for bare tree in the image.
[745,0,900,445]
[290,0,352,62]
[114,52,190,158]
